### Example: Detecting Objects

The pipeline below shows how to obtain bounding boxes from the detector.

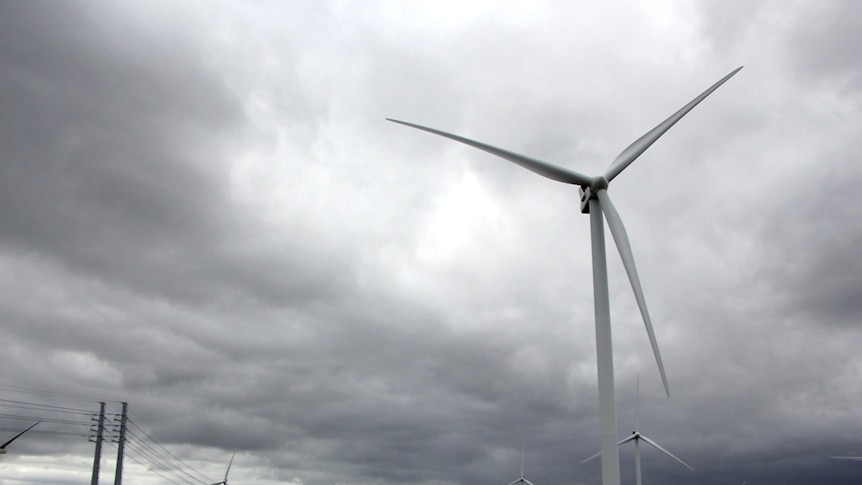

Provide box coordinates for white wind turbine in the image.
[582,376,693,485]
[209,452,235,485]
[508,446,536,485]
[388,67,741,485]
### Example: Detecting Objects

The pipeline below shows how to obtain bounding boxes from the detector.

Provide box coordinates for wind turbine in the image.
[0,421,40,454]
[508,445,536,485]
[209,452,235,485]
[387,66,741,485]
[582,376,693,485]
[831,456,862,461]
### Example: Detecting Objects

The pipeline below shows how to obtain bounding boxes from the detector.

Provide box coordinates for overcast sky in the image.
[1,1,861,484]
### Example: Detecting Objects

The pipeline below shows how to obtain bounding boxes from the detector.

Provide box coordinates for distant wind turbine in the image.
[0,421,40,454]
[508,445,536,485]
[388,66,742,485]
[582,376,693,485]
[209,452,235,485]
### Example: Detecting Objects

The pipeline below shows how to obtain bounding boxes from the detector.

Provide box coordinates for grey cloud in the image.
[3,2,862,485]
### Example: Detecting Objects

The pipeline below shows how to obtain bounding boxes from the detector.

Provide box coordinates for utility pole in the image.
[112,402,128,485]
[90,402,105,485]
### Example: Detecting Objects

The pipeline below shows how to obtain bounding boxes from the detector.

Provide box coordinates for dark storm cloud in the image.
[2,1,862,485]
[0,2,238,278]
[689,0,862,333]
[759,154,862,327]
[0,1,351,308]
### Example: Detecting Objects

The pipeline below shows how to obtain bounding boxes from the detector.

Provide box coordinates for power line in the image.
[0,383,108,404]
[1,390,224,485]
[0,426,87,438]
[0,396,106,442]
[125,418,211,484]
[122,438,204,485]
[110,439,199,485]
[0,397,95,415]
[0,412,90,427]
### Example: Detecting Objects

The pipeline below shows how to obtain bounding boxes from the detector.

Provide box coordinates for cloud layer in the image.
[2,1,862,484]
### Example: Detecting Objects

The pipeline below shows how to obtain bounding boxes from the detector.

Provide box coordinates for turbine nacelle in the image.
[579,176,611,213]
[578,175,608,214]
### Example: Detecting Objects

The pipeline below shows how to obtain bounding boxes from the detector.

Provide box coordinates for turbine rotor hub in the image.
[579,176,609,213]
[590,175,609,192]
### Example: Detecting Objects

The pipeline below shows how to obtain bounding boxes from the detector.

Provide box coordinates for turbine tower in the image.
[582,376,693,485]
[387,67,741,485]
[0,421,40,454]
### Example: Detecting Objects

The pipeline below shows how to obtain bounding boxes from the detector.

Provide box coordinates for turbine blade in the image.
[387,118,592,186]
[832,456,862,461]
[596,190,669,396]
[640,434,695,471]
[635,374,640,431]
[520,443,525,478]
[581,434,635,464]
[581,450,602,464]
[604,66,743,182]
[1,421,40,449]
[225,452,235,481]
